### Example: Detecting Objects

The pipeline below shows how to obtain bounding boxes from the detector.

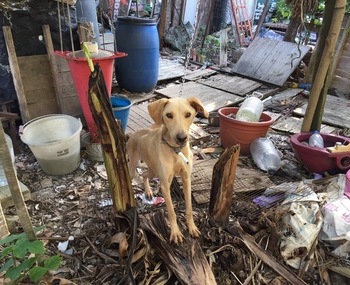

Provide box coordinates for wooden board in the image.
[17,55,59,119]
[158,58,187,81]
[233,37,310,86]
[155,81,244,112]
[272,116,337,134]
[197,73,262,96]
[293,95,350,129]
[54,55,83,118]
[191,157,275,205]
[126,102,210,143]
[0,181,31,209]
[183,68,217,81]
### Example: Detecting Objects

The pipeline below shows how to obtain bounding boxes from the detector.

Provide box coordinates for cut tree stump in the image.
[209,144,240,228]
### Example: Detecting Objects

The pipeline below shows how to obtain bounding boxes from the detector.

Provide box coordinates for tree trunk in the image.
[209,144,240,228]
[88,65,135,212]
[301,0,347,132]
[283,13,301,42]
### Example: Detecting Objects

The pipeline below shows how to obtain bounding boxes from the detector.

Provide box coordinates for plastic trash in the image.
[309,130,324,148]
[250,137,281,175]
[236,96,263,122]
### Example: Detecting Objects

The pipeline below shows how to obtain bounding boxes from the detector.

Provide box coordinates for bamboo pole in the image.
[301,0,346,132]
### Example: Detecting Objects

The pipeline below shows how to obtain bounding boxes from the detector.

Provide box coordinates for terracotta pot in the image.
[218,107,274,155]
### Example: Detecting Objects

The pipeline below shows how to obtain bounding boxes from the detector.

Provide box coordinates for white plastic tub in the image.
[20,114,82,175]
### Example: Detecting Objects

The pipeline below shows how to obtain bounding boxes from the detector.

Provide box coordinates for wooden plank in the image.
[17,55,51,76]
[43,24,64,112]
[21,75,55,92]
[272,116,337,134]
[183,68,217,81]
[155,81,244,112]
[0,182,31,209]
[233,37,310,86]
[293,95,350,129]
[219,28,228,67]
[126,101,210,144]
[158,58,187,81]
[2,26,30,123]
[197,73,262,96]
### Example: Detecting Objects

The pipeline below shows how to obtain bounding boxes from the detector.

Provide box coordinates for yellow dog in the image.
[126,97,209,243]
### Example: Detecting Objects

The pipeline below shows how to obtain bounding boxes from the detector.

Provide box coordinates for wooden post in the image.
[0,124,36,240]
[158,0,168,49]
[301,0,347,132]
[0,203,9,239]
[253,0,270,40]
[2,26,30,123]
[77,22,95,43]
[209,144,240,228]
[42,25,64,113]
[219,28,228,67]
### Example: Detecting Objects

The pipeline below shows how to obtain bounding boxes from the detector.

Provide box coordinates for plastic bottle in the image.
[236,96,263,122]
[309,131,324,148]
[250,137,281,175]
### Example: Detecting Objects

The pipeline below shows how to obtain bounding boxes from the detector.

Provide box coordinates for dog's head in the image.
[148,97,209,147]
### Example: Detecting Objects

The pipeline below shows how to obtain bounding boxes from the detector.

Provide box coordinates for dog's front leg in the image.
[161,181,184,243]
[182,173,201,238]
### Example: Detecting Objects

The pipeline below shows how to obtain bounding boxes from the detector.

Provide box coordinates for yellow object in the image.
[326,142,350,153]
[82,42,94,72]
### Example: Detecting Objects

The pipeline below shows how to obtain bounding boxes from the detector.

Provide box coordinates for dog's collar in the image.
[161,136,189,164]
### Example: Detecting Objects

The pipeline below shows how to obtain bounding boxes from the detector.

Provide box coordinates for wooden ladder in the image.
[230,0,253,47]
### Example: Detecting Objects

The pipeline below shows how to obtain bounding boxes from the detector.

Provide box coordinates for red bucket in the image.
[55,50,127,142]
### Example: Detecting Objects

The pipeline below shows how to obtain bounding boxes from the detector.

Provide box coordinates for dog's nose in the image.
[176,133,187,144]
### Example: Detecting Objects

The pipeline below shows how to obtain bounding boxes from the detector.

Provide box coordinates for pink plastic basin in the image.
[290,132,350,174]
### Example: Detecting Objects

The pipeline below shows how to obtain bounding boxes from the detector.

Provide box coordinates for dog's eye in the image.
[185,112,191,118]
[166,113,173,119]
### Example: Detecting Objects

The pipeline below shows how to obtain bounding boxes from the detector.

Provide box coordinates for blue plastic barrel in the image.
[114,16,159,93]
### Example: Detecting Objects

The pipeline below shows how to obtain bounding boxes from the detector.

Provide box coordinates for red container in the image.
[55,50,127,142]
[290,132,350,175]
[218,107,274,155]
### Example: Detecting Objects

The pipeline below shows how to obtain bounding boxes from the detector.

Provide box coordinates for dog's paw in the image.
[144,190,154,200]
[170,229,184,244]
[188,224,201,238]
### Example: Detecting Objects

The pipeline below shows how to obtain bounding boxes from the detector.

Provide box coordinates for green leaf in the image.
[0,258,14,274]
[44,255,62,270]
[5,257,38,280]
[28,266,49,282]
[27,240,45,254]
[0,233,23,245]
[13,239,30,259]
[1,246,13,257]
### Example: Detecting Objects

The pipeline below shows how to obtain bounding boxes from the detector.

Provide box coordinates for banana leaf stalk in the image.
[88,64,135,212]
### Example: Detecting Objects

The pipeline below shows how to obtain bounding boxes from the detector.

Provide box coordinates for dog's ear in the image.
[148,98,169,124]
[187,97,209,118]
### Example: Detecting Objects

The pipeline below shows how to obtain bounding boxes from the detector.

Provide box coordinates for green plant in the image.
[0,228,62,284]
[272,0,292,23]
